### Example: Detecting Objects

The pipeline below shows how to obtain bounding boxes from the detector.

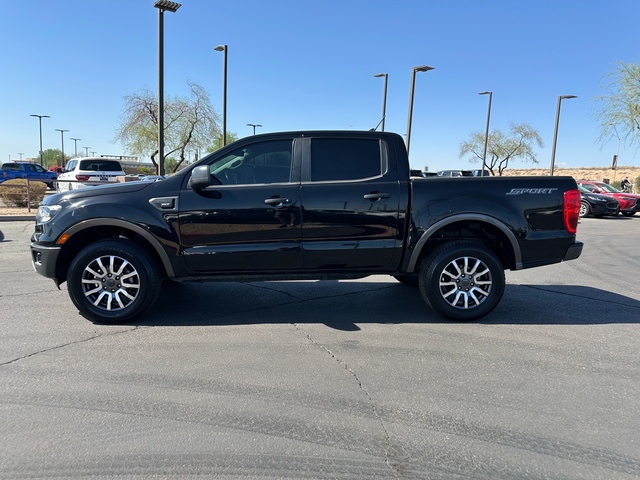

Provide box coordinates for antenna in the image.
[370,116,386,131]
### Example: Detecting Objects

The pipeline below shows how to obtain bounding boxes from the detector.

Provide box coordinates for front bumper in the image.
[31,243,61,280]
[591,203,619,216]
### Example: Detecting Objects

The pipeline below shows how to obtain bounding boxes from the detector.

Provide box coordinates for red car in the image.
[576,180,640,217]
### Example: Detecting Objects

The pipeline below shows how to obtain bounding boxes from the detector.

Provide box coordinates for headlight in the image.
[36,205,62,223]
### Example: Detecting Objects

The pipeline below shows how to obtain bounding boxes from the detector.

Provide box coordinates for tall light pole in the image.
[549,95,577,176]
[83,146,90,156]
[18,153,24,160]
[55,129,69,166]
[406,65,434,156]
[247,123,262,135]
[609,123,620,169]
[479,91,493,176]
[154,0,182,176]
[214,44,228,146]
[374,73,388,131]
[69,137,81,157]
[610,123,621,182]
[30,114,50,166]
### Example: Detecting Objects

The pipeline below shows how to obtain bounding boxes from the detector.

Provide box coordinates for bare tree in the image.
[593,60,640,151]
[459,123,544,176]
[115,81,221,174]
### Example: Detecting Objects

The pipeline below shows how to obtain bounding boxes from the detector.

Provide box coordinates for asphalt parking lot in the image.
[1,217,639,479]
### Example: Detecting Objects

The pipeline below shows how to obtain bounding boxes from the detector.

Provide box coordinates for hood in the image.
[43,181,153,206]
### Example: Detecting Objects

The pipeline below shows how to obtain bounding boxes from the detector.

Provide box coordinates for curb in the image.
[0,216,35,222]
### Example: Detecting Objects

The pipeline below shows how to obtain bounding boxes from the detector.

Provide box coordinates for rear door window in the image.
[309,138,383,182]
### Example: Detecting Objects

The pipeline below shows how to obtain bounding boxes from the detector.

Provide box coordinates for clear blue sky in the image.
[1,0,638,172]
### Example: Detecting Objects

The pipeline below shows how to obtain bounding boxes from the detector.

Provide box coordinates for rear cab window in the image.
[309,138,385,182]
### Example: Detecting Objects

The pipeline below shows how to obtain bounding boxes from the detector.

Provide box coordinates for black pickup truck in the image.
[31,131,583,323]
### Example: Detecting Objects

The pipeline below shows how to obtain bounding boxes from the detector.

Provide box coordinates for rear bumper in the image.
[563,241,583,261]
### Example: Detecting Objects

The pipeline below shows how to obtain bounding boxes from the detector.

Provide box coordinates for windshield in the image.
[78,160,123,172]
[596,183,620,193]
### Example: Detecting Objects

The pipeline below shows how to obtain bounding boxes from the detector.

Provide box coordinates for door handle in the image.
[363,192,390,201]
[264,197,291,205]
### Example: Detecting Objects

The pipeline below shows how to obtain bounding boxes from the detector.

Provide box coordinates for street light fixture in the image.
[30,114,50,166]
[154,0,182,176]
[83,146,90,156]
[18,153,24,160]
[70,137,81,157]
[247,123,262,135]
[214,44,228,146]
[549,95,577,176]
[55,129,69,167]
[374,73,388,131]
[479,91,493,176]
[406,65,434,156]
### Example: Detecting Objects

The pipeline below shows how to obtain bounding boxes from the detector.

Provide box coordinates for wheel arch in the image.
[55,218,174,283]
[406,214,522,273]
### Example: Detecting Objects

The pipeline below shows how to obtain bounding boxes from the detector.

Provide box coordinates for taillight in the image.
[563,189,580,234]
[76,174,90,181]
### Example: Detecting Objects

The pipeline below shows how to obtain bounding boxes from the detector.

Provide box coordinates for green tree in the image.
[115,81,222,174]
[207,132,240,154]
[40,149,68,169]
[459,123,544,176]
[593,60,640,150]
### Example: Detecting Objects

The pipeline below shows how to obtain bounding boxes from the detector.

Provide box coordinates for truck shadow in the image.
[132,281,640,328]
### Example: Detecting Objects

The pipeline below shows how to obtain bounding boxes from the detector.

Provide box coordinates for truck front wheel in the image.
[419,241,505,321]
[67,239,162,323]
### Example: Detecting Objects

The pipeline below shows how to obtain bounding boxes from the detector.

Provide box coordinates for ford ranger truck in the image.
[30,131,583,323]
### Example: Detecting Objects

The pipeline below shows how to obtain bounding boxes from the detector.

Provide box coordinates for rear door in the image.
[300,135,402,270]
[178,138,303,272]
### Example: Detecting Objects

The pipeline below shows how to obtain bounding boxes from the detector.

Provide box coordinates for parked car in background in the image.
[56,157,125,192]
[578,185,620,217]
[436,169,490,177]
[1,161,58,188]
[577,180,640,217]
[437,169,474,177]
[410,170,438,178]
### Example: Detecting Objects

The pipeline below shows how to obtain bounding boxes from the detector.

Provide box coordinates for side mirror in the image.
[189,165,220,190]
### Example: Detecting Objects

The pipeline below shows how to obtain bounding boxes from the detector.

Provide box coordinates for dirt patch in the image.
[501,166,640,183]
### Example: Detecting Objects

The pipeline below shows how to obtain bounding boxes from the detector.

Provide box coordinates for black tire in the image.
[67,239,162,323]
[393,274,419,286]
[418,241,505,321]
[579,201,590,218]
[621,211,636,217]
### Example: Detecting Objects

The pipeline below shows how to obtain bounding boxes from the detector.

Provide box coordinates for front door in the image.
[178,139,302,272]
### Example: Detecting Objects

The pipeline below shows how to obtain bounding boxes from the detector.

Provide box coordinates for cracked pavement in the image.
[2,219,640,478]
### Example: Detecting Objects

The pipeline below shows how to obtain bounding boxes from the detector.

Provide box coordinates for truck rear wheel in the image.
[419,241,504,321]
[67,239,162,323]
